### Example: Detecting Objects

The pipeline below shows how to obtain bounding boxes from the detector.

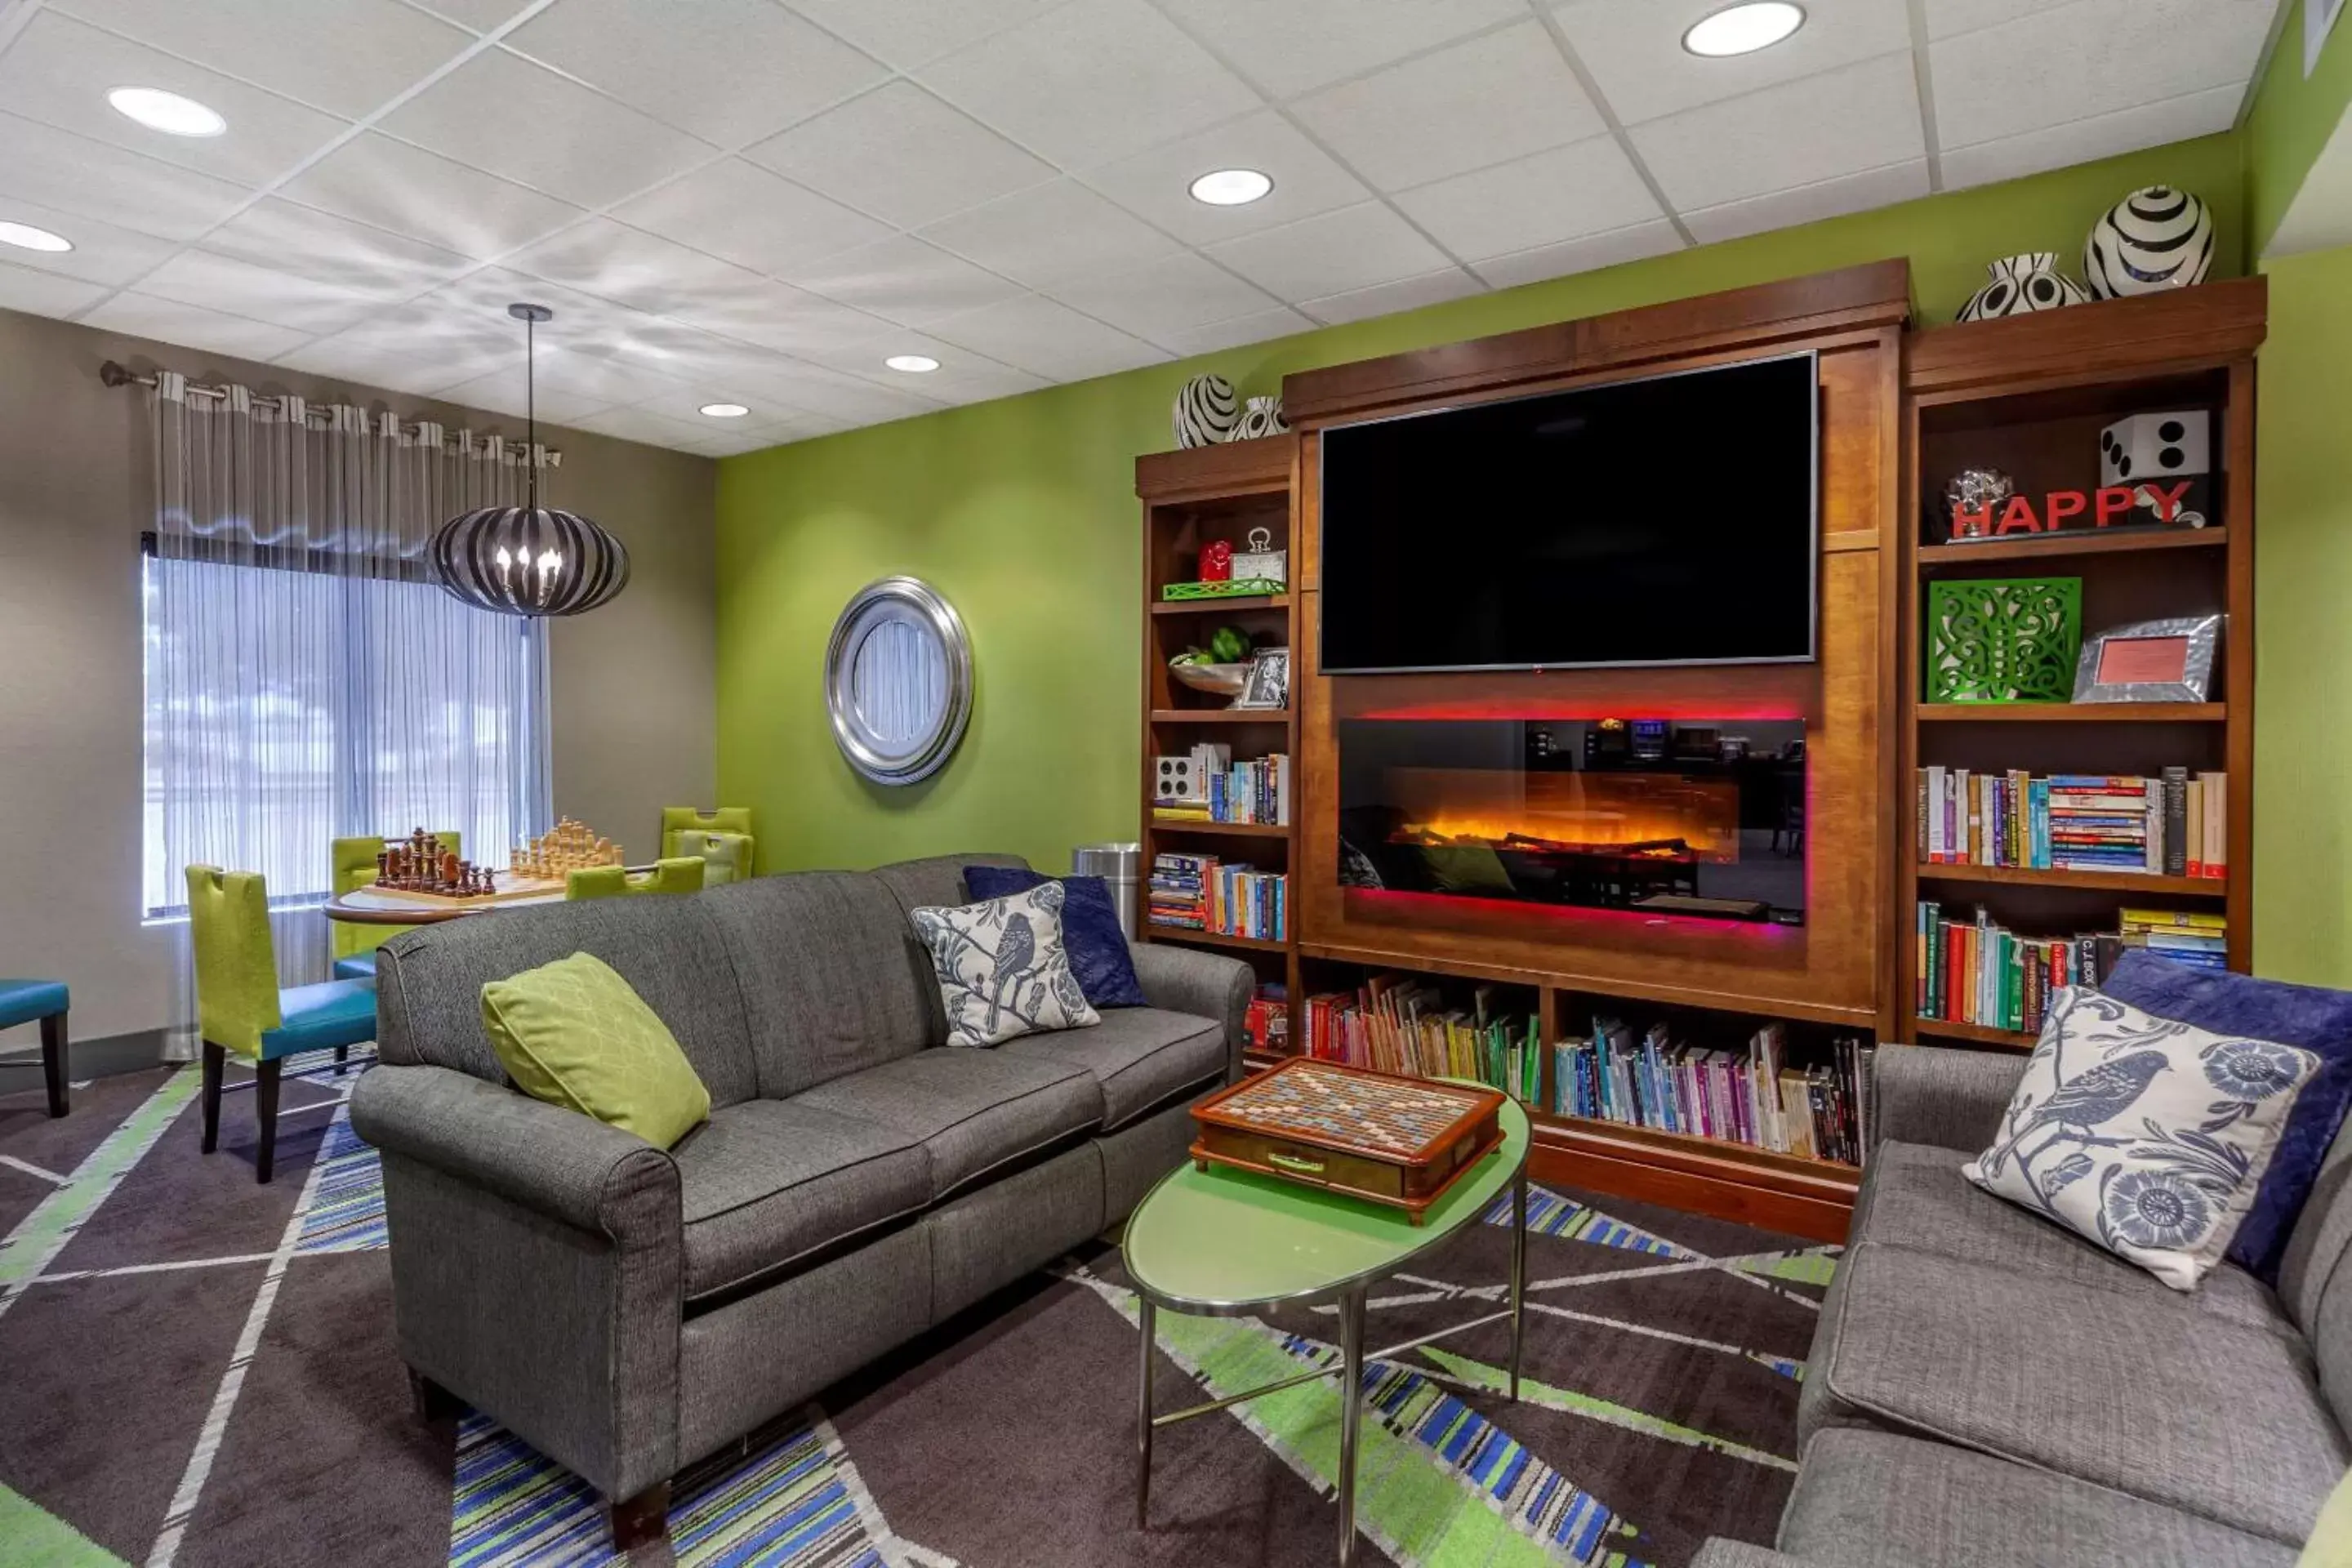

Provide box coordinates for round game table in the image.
[321,880,572,925]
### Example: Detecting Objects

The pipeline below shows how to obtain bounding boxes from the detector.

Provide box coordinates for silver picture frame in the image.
[2072,613,2221,703]
[1234,647,1290,710]
[824,577,973,784]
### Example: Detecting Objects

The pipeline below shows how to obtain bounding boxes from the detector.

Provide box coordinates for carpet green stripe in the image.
[0,1478,130,1567]
[0,1070,198,1301]
[1733,1251,1840,1287]
[1419,1348,1797,1473]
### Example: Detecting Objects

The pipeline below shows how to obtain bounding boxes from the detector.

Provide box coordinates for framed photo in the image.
[2073,614,2221,703]
[1235,647,1290,710]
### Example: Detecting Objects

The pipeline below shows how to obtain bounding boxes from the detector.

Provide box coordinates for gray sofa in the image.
[349,853,1252,1548]
[1695,1045,2350,1568]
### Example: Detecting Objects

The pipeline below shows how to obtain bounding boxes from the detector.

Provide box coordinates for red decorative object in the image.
[1952,481,2196,538]
[1198,540,1233,581]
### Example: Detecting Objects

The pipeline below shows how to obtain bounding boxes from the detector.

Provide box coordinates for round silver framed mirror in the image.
[825,577,973,786]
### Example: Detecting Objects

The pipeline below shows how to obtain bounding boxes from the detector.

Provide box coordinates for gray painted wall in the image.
[0,305,716,1049]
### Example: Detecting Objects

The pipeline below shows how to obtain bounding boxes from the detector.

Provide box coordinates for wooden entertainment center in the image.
[1134,261,2266,1241]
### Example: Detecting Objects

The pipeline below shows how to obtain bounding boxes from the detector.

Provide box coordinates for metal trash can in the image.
[1071,842,1143,938]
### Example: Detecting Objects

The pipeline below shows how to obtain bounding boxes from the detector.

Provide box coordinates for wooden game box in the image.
[1189,1058,1506,1223]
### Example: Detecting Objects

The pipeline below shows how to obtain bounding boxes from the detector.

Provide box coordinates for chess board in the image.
[365,871,567,907]
[1190,1058,1505,1222]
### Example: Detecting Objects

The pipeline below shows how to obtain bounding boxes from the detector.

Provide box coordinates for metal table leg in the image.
[1510,1167,1528,1401]
[1137,1297,1156,1530]
[1338,1287,1365,1566]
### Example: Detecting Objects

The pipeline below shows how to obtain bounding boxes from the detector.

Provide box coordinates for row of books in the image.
[1555,1021,1873,1166]
[1915,902,2225,1036]
[1298,974,1544,1103]
[1146,853,1288,942]
[1154,752,1293,826]
[1917,767,2229,878]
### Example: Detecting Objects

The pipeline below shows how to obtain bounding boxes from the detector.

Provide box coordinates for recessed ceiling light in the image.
[107,86,227,137]
[1682,2,1804,56]
[1188,167,1273,207]
[884,354,941,373]
[699,403,749,418]
[0,220,74,253]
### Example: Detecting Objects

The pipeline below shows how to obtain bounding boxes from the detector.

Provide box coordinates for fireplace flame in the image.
[1380,768,1741,862]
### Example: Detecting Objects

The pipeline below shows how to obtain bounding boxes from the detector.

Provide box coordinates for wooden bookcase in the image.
[1897,279,2265,1050]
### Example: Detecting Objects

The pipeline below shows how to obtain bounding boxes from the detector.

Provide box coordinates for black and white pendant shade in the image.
[430,504,630,617]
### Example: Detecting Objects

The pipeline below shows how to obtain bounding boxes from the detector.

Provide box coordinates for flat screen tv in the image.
[1319,352,1820,675]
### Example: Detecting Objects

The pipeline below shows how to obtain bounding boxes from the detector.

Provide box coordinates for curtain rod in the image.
[98,359,564,465]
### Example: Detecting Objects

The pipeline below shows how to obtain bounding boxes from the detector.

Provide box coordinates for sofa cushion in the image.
[998,1007,1224,1130]
[673,1099,930,1303]
[481,952,710,1150]
[964,866,1148,1009]
[791,1047,1101,1201]
[1803,1240,2347,1545]
[1780,1427,2298,1568]
[908,881,1100,1048]
[1856,1141,2293,1336]
[700,872,940,1098]
[869,853,1030,922]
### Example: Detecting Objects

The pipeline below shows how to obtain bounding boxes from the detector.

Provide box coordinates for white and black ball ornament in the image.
[1172,373,1240,448]
[1956,252,2087,322]
[2084,186,2213,300]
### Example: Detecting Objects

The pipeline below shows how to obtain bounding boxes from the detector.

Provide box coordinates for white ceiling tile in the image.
[784,0,1067,70]
[0,11,352,187]
[378,47,715,208]
[929,293,1169,380]
[1077,109,1371,246]
[0,193,178,286]
[431,361,617,425]
[1204,201,1454,304]
[0,258,110,318]
[921,0,1260,168]
[665,277,898,357]
[743,82,1054,230]
[0,111,254,243]
[1048,252,1281,343]
[203,198,473,301]
[563,318,820,397]
[300,299,531,371]
[1550,0,1915,126]
[703,360,947,424]
[1681,158,1930,244]
[270,336,512,399]
[1469,219,1684,290]
[1292,22,1606,194]
[506,217,769,314]
[626,383,804,428]
[795,331,1054,403]
[1298,266,1486,326]
[1630,51,1924,212]
[1931,0,2272,154]
[1392,136,1661,262]
[51,0,472,118]
[693,424,805,457]
[780,234,1027,327]
[1923,0,2065,41]
[523,345,697,405]
[572,403,739,452]
[407,0,536,34]
[1171,0,1526,99]
[279,132,588,260]
[612,159,892,277]
[504,0,888,148]
[137,251,385,334]
[80,292,313,362]
[1154,305,1316,358]
[1940,86,2244,193]
[917,180,1179,291]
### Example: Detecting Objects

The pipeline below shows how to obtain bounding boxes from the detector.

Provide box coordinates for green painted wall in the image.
[2248,0,2352,256]
[716,135,2247,882]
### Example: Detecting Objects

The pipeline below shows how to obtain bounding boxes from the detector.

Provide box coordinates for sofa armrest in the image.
[1873,1043,2028,1154]
[1127,941,1254,1083]
[350,1062,678,1238]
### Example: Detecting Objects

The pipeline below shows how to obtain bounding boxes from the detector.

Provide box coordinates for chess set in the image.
[509,817,622,880]
[364,818,624,907]
[374,829,497,898]
[1189,1058,1506,1223]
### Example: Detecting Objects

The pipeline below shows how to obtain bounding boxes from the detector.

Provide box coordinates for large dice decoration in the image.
[2098,411,2211,528]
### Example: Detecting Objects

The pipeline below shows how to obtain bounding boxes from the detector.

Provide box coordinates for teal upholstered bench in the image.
[0,978,70,1118]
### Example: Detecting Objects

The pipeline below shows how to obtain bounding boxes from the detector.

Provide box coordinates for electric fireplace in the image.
[1337,718,1807,926]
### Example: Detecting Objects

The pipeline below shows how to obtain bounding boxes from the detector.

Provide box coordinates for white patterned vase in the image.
[2084,186,2213,300]
[1956,252,2088,323]
[1171,374,1240,448]
[1233,394,1289,440]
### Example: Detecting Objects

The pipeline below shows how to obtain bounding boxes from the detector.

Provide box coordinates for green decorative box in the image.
[1925,577,2082,702]
[1160,577,1285,601]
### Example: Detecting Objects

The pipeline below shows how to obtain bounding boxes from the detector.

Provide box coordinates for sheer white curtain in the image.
[142,374,554,1054]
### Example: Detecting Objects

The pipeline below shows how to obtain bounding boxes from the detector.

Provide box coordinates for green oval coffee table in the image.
[1123,1091,1531,1566]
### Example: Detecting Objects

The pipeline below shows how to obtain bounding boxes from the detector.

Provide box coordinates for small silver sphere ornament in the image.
[430,302,630,618]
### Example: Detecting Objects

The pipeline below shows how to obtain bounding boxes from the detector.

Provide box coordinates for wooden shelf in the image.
[1535,1109,1863,1183]
[1149,707,1292,724]
[1918,528,2225,566]
[1143,925,1289,955]
[1917,702,2225,724]
[1152,594,1288,615]
[1148,818,1292,838]
[1916,862,2225,896]
[1911,1017,2038,1050]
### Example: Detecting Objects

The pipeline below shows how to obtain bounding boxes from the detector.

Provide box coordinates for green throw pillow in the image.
[481,951,710,1149]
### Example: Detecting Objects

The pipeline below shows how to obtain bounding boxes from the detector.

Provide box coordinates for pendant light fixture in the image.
[430,303,630,617]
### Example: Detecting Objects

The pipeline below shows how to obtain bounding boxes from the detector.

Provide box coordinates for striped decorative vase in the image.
[1171,374,1239,448]
[2083,186,2214,300]
[1956,252,2088,322]
[1233,394,1288,440]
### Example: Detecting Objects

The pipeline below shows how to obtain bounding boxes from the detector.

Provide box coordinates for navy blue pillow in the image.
[2102,949,2352,1284]
[963,866,1147,1009]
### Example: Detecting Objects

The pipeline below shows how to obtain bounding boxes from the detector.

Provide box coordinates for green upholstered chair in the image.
[185,866,377,1183]
[0,979,69,1118]
[331,831,460,981]
[564,858,706,901]
[660,808,753,886]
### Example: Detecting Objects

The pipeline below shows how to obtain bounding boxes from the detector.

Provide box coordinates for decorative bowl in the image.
[1169,662,1250,697]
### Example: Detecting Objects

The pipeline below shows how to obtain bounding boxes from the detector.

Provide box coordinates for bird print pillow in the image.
[911,881,1099,1048]
[1965,987,2320,1290]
